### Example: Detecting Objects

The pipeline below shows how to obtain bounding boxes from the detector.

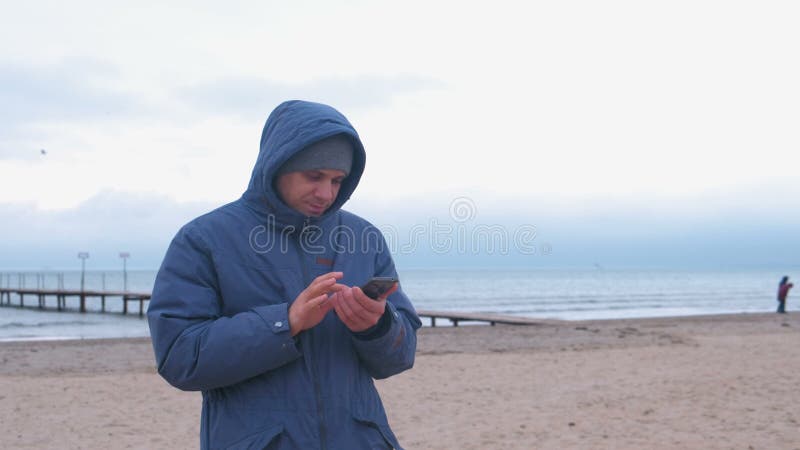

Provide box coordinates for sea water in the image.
[0,270,157,341]
[0,268,792,340]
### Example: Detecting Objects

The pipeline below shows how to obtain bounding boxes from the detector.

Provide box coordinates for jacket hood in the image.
[242,100,366,228]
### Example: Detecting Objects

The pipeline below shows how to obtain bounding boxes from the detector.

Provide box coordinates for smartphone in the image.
[360,276,398,300]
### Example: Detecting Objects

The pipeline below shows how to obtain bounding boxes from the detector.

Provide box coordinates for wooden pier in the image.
[0,288,551,326]
[0,288,151,317]
[417,309,554,327]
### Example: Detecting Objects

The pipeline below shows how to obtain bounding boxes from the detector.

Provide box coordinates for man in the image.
[147,100,421,449]
[777,276,793,314]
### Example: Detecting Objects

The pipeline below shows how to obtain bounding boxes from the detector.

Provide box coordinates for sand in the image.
[1,313,798,449]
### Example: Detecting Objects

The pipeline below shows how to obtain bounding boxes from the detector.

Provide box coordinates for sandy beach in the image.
[1,313,798,449]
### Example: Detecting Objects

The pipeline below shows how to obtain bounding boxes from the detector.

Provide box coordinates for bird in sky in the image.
[40,149,47,155]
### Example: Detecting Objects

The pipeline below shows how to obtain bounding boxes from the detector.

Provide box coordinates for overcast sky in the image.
[1,1,798,270]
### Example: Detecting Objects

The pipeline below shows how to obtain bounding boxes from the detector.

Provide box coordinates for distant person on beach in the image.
[147,100,420,449]
[777,276,793,313]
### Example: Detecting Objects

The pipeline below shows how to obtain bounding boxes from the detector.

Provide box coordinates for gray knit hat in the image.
[277,134,354,177]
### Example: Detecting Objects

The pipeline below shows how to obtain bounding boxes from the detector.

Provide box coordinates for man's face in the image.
[275,169,346,217]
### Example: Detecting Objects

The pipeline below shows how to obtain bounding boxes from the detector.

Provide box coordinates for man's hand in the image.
[288,272,344,336]
[332,282,398,332]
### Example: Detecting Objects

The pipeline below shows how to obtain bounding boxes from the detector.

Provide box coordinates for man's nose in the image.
[315,183,335,201]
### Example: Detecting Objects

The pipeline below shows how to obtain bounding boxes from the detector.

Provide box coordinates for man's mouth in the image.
[307,204,326,215]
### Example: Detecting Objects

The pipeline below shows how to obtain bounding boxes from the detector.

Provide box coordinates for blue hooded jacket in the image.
[147,100,421,450]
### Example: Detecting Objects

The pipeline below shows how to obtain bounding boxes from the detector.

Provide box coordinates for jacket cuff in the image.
[352,307,390,340]
[353,302,400,342]
[252,303,302,360]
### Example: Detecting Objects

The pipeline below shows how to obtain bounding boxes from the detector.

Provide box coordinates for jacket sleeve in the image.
[147,223,302,391]
[350,234,422,380]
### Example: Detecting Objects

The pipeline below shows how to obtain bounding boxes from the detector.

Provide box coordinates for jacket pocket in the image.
[223,423,284,450]
[352,414,402,450]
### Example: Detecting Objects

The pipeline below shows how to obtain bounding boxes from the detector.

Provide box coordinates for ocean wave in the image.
[0,320,95,329]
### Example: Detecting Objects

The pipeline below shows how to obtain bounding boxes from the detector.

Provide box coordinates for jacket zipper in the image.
[298,218,328,450]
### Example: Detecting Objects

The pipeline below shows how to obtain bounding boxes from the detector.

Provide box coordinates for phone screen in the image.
[361,277,398,300]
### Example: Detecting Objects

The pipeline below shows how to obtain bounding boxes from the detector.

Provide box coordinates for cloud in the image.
[381,209,800,270]
[0,190,215,270]
[0,58,146,159]
[0,186,800,270]
[2,182,799,271]
[0,62,442,163]
[349,187,800,270]
[179,74,445,117]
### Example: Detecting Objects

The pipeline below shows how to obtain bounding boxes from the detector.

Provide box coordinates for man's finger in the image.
[306,277,338,298]
[330,283,348,293]
[337,290,365,327]
[333,301,353,328]
[352,287,387,314]
[378,283,399,301]
[313,272,343,284]
[307,293,329,310]
[341,290,375,324]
